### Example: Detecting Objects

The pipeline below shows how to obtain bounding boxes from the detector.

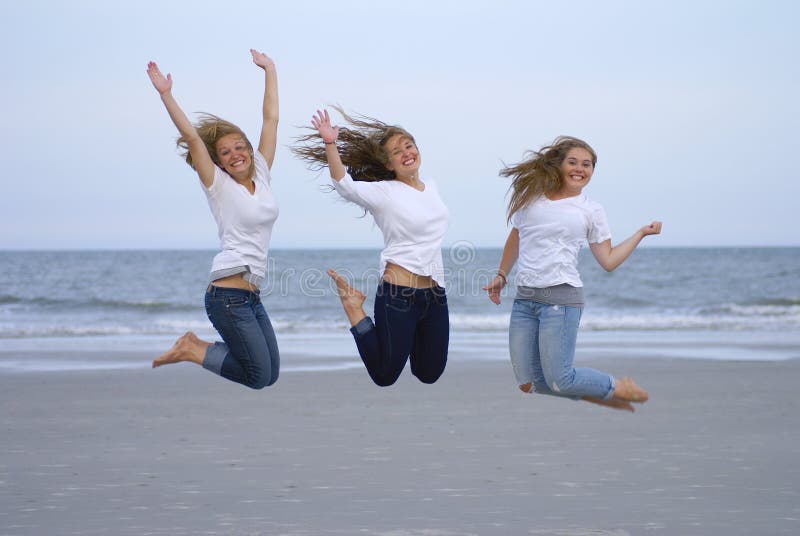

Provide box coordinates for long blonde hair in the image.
[501,136,597,222]
[177,113,255,180]
[293,106,415,182]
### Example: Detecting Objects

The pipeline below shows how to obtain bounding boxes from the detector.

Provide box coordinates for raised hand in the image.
[146,61,172,95]
[311,109,340,144]
[250,48,275,71]
[640,221,662,236]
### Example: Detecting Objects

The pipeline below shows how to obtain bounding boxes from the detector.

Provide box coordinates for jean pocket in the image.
[225,295,249,307]
[434,292,448,306]
[385,294,412,312]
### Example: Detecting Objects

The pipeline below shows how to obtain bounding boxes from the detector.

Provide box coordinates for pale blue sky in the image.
[1,0,797,249]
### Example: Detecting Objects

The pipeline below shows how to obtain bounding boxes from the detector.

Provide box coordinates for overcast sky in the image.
[1,0,797,250]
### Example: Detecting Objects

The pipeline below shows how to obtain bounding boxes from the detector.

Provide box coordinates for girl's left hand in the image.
[250,49,275,70]
[640,221,662,236]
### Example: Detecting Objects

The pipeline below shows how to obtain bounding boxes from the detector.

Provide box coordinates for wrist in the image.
[496,272,507,285]
[324,140,336,145]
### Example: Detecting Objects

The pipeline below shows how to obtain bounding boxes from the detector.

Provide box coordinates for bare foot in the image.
[327,269,367,327]
[152,332,208,368]
[612,377,649,403]
[583,396,636,412]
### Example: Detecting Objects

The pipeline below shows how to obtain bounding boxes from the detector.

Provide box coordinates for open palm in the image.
[250,49,275,70]
[311,109,339,144]
[146,61,172,94]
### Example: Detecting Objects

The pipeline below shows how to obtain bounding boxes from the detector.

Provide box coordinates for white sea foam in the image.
[1,248,798,370]
[1,304,798,340]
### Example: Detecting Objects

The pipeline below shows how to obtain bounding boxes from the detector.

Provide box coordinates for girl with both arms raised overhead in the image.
[484,136,660,411]
[146,50,280,390]
[294,108,450,387]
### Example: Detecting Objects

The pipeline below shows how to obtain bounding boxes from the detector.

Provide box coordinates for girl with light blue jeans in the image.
[485,136,661,411]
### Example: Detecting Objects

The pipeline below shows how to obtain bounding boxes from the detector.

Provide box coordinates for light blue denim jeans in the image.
[508,299,614,400]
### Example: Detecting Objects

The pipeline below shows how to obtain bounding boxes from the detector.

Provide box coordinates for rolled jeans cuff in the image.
[350,317,374,337]
[202,342,227,375]
[604,375,617,401]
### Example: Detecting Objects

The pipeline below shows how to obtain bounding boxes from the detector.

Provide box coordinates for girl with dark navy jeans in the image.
[294,108,451,387]
[350,282,449,386]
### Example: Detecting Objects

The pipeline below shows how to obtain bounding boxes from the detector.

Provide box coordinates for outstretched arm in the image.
[146,61,215,187]
[590,221,662,272]
[483,227,519,305]
[311,109,345,181]
[250,49,279,169]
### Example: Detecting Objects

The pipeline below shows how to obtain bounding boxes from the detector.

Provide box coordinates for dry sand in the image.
[1,352,799,535]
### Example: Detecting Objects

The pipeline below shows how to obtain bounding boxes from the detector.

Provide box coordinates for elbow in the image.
[597,260,616,272]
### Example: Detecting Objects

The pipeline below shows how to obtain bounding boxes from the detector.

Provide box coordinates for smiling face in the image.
[383,134,421,179]
[557,147,595,196]
[215,134,253,182]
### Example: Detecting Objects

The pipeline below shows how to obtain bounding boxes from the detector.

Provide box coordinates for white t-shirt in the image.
[203,151,279,284]
[333,173,449,288]
[511,194,611,288]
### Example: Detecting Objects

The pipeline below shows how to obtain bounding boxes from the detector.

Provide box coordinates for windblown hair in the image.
[501,136,597,222]
[177,113,255,180]
[292,105,415,182]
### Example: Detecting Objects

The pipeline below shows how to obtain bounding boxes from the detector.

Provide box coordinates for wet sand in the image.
[1,352,799,535]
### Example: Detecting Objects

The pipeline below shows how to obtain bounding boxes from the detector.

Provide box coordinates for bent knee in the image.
[373,377,399,387]
[246,372,276,390]
[247,378,268,390]
[414,370,444,385]
[519,383,533,393]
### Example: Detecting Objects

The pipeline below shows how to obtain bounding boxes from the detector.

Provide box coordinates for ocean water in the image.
[1,247,798,372]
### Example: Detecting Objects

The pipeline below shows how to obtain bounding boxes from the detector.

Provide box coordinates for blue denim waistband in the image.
[377,280,446,301]
[206,284,261,299]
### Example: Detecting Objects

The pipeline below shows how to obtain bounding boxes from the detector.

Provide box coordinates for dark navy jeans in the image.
[203,285,280,390]
[350,281,449,387]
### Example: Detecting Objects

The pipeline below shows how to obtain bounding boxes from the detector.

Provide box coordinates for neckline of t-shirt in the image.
[395,178,427,192]
[544,192,584,203]
[234,178,258,197]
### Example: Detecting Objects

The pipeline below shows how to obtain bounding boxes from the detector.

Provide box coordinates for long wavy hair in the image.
[177,113,255,180]
[501,136,597,222]
[292,105,415,182]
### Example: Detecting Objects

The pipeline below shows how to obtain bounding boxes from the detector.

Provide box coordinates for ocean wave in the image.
[699,303,800,317]
[0,295,197,312]
[1,303,798,339]
[581,312,800,331]
[0,320,216,339]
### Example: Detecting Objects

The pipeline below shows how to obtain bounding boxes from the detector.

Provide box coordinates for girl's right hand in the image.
[311,109,340,144]
[147,61,172,95]
[483,275,507,305]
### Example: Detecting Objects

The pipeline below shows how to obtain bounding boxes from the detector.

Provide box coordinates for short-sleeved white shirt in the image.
[203,151,279,284]
[333,173,449,288]
[512,194,611,288]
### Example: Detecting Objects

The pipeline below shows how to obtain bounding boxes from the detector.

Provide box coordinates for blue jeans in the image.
[203,285,280,390]
[350,281,449,387]
[508,299,614,400]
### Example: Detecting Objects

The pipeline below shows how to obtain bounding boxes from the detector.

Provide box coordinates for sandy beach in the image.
[1,351,798,536]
